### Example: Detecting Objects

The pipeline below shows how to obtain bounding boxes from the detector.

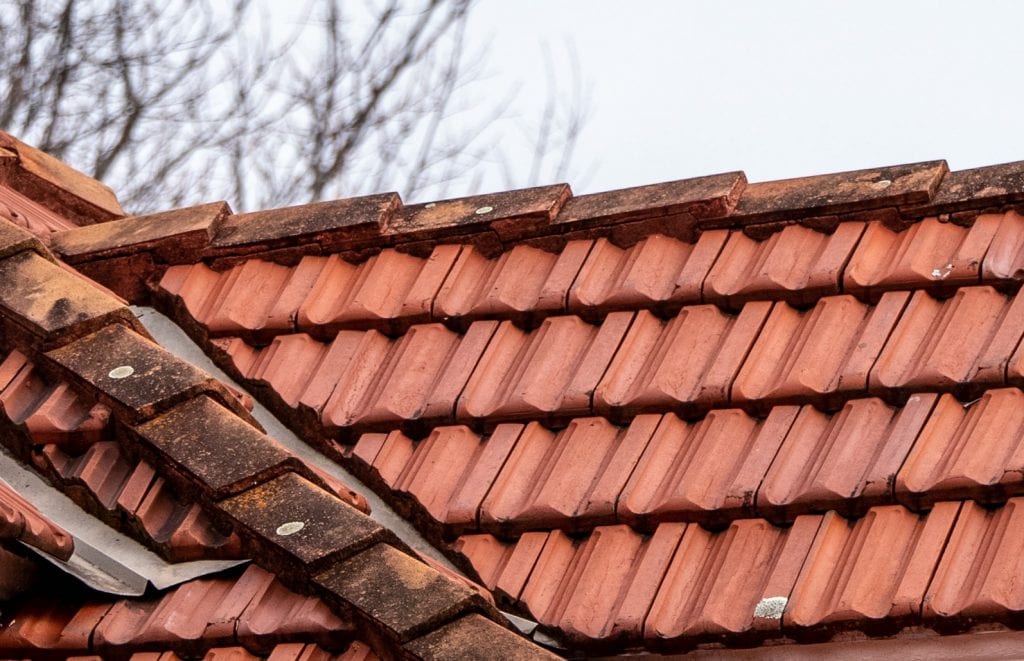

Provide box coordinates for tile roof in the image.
[8,129,1024,656]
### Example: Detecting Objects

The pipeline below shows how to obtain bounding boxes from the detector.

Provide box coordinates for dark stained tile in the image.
[386,184,570,242]
[52,202,229,262]
[0,215,52,261]
[405,613,560,661]
[732,161,948,223]
[133,395,300,498]
[46,324,250,423]
[555,172,745,229]
[914,161,1024,215]
[212,194,399,248]
[0,250,137,349]
[313,543,492,642]
[220,473,393,574]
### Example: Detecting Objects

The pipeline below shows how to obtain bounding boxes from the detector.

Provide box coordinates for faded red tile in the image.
[434,243,584,323]
[458,314,630,425]
[896,389,1024,509]
[870,286,1022,398]
[786,504,957,631]
[618,409,786,528]
[924,499,1024,620]
[595,304,768,419]
[568,232,725,314]
[757,395,935,521]
[704,222,864,309]
[734,294,905,410]
[844,217,995,298]
[645,516,820,644]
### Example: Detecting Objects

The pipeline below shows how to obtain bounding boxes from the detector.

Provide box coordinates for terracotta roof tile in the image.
[0,130,123,224]
[0,476,73,559]
[0,566,357,658]
[0,181,79,234]
[704,222,865,309]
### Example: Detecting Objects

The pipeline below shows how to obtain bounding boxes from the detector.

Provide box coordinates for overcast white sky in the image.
[467,1,1024,195]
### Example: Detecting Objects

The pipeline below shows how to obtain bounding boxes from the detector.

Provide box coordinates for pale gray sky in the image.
[469,1,1024,194]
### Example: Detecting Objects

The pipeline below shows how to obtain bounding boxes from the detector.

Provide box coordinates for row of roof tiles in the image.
[347,388,1024,538]
[157,212,1024,342]
[0,216,553,659]
[0,564,362,658]
[456,499,1024,652]
[205,283,1024,440]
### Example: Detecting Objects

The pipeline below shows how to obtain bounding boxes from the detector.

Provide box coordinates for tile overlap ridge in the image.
[0,215,552,660]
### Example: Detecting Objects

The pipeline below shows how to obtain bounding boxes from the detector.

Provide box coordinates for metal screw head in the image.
[108,365,135,379]
[872,179,892,190]
[475,206,493,215]
[425,202,437,208]
[276,521,305,536]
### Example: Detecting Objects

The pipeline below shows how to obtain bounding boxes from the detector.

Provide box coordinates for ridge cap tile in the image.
[0,215,56,262]
[403,613,561,660]
[211,193,400,249]
[387,183,571,243]
[312,542,498,644]
[731,160,949,223]
[52,201,232,263]
[555,171,746,229]
[0,130,124,223]
[905,160,1024,216]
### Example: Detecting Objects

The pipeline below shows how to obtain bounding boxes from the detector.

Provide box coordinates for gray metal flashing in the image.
[0,447,245,596]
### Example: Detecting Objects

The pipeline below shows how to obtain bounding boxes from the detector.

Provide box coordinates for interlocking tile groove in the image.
[132,395,304,499]
[618,410,787,529]
[844,217,998,299]
[595,305,768,419]
[567,233,723,316]
[703,222,865,309]
[312,543,497,643]
[729,161,948,223]
[433,243,582,326]
[220,473,396,584]
[457,314,630,426]
[45,324,257,425]
[785,504,958,633]
[733,294,906,411]
[0,250,140,350]
[52,202,230,263]
[923,498,1024,622]
[756,396,935,522]
[870,286,1024,399]
[895,389,1024,509]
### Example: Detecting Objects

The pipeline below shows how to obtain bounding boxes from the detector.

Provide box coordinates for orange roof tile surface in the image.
[6,129,1024,656]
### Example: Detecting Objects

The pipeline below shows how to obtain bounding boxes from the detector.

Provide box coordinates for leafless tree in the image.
[1,0,587,214]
